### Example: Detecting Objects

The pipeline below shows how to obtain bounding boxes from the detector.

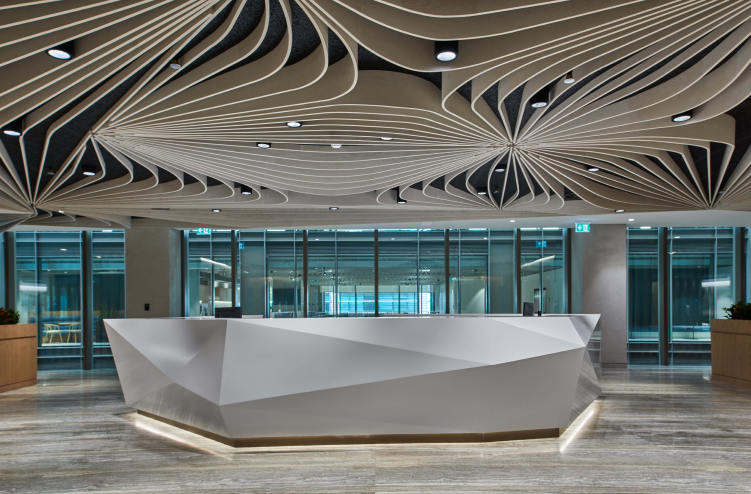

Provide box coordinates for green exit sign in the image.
[196,228,211,235]
[575,223,590,232]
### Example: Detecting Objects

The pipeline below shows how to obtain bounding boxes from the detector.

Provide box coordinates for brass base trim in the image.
[712,373,751,388]
[0,378,37,394]
[137,410,564,448]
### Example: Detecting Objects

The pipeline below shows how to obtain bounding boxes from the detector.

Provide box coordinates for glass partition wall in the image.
[12,231,124,369]
[519,228,565,314]
[669,227,733,365]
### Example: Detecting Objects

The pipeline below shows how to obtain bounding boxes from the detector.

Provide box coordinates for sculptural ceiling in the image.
[2,0,751,230]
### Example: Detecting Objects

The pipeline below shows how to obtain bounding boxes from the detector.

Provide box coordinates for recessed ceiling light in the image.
[286,121,302,128]
[3,118,22,136]
[628,218,635,222]
[212,209,221,213]
[434,40,458,62]
[329,207,339,210]
[60,248,66,251]
[563,71,575,84]
[588,167,599,172]
[47,41,75,60]
[380,137,393,141]
[58,210,64,213]
[530,88,549,108]
[495,167,505,173]
[510,220,516,223]
[82,164,97,176]
[256,142,271,148]
[331,144,342,149]
[615,209,625,213]
[476,187,488,195]
[240,185,253,195]
[169,59,181,69]
[96,256,101,259]
[672,110,693,122]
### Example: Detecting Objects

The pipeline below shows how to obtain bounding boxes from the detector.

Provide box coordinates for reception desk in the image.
[106,315,601,447]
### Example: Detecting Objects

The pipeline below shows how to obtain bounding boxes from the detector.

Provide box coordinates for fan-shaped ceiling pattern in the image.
[3,0,751,230]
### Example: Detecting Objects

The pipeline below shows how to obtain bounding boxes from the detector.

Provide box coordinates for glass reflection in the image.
[520,228,564,313]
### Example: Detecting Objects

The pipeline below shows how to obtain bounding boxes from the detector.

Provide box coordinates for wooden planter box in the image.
[711,319,751,388]
[0,324,37,393]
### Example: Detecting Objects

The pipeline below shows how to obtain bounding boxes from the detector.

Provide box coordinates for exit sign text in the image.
[575,223,590,232]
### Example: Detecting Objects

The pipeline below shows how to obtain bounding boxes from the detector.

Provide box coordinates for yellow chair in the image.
[43,324,62,344]
[66,323,82,344]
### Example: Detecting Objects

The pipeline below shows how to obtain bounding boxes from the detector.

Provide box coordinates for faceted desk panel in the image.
[105,316,601,446]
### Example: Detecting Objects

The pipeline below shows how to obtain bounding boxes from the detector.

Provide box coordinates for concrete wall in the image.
[125,228,182,318]
[571,224,628,367]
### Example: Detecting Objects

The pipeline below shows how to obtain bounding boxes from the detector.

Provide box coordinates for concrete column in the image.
[571,224,628,368]
[125,228,182,318]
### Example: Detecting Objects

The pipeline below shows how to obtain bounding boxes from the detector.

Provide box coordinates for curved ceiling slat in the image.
[2,0,751,229]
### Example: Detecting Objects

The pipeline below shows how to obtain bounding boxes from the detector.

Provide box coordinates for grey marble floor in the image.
[1,367,750,493]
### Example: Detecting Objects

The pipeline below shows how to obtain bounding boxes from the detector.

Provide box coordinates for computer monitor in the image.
[522,302,534,317]
[215,307,242,319]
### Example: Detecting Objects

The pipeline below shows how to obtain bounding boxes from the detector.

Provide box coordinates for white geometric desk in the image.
[105,315,600,447]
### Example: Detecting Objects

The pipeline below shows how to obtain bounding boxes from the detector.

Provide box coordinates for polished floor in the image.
[0,367,750,493]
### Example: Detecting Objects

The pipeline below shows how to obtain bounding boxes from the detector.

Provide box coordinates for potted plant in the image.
[0,307,20,325]
[711,301,751,388]
[0,307,38,393]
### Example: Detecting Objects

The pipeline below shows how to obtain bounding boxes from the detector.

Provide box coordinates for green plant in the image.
[723,301,751,320]
[0,307,20,325]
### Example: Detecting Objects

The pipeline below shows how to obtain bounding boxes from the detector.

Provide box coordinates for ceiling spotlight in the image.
[615,209,625,213]
[286,121,302,128]
[256,142,271,148]
[46,41,75,60]
[672,110,693,122]
[530,88,550,108]
[240,185,253,195]
[82,165,97,176]
[397,198,407,204]
[510,220,516,223]
[628,218,635,222]
[495,167,505,173]
[2,118,22,136]
[563,71,575,84]
[493,186,499,194]
[380,137,393,141]
[169,59,182,69]
[588,167,599,172]
[331,144,342,149]
[434,40,458,62]
[212,209,221,213]
[329,207,339,210]
[58,210,65,213]
[476,186,488,196]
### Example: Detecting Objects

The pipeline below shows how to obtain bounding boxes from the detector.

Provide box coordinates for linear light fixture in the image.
[521,255,555,268]
[200,257,230,269]
[702,279,730,287]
